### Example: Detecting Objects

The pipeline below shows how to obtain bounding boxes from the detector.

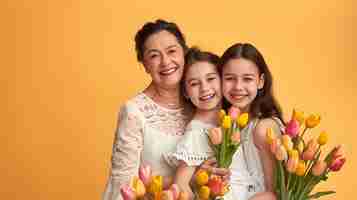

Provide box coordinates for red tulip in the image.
[329,157,346,172]
[207,175,224,197]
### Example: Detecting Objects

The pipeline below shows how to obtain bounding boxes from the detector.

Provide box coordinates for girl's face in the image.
[222,58,264,113]
[142,30,185,89]
[184,61,222,111]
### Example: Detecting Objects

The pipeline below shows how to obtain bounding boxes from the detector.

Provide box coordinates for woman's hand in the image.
[199,158,231,184]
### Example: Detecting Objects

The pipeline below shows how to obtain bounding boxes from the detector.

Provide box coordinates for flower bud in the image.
[305,114,321,128]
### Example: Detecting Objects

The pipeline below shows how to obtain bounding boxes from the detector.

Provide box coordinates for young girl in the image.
[165,47,275,200]
[220,43,284,199]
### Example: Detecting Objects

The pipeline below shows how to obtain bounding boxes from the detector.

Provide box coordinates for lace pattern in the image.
[134,93,190,136]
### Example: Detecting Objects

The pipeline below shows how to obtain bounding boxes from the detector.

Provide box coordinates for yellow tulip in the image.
[219,109,226,122]
[292,108,305,126]
[130,176,146,198]
[148,175,163,194]
[198,186,210,200]
[296,160,306,176]
[296,138,305,154]
[266,127,276,145]
[237,113,249,128]
[318,131,328,146]
[275,145,288,161]
[195,169,209,186]
[305,114,321,128]
[222,116,232,129]
[282,135,293,151]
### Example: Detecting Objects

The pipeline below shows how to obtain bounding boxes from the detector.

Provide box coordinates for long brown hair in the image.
[220,43,284,123]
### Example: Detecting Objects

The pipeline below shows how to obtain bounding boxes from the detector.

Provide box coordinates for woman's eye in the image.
[168,49,176,54]
[150,54,158,59]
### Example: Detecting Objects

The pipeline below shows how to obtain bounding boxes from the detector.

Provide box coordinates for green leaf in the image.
[307,191,336,199]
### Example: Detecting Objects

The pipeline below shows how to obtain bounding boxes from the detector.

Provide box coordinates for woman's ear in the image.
[258,73,265,89]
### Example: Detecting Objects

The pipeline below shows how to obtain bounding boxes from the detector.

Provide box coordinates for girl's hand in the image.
[199,158,231,184]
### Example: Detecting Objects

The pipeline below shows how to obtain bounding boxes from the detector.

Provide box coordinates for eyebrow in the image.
[186,72,218,83]
[223,73,255,77]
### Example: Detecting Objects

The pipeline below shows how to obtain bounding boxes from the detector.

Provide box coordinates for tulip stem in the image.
[300,127,308,138]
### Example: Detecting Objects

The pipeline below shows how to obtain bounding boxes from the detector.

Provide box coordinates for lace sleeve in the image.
[104,103,144,200]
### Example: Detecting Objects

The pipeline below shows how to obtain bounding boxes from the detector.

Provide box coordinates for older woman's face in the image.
[142,30,185,89]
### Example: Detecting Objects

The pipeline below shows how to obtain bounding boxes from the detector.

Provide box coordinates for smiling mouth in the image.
[230,94,247,101]
[160,67,178,76]
[199,93,216,101]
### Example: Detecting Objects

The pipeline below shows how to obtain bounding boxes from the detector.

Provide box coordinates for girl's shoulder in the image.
[252,117,283,147]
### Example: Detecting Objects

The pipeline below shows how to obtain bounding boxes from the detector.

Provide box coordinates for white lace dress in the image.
[103,93,191,200]
[166,119,253,200]
[240,118,284,199]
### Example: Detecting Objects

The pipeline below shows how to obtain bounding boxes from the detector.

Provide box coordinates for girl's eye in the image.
[243,77,254,82]
[224,77,234,81]
[190,82,199,87]
[207,77,216,81]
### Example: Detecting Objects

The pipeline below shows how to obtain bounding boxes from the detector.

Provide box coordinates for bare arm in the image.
[253,118,281,192]
[174,161,196,200]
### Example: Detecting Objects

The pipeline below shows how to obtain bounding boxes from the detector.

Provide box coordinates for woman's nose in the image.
[160,53,171,66]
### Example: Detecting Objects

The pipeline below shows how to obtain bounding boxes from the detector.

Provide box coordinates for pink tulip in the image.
[231,131,241,144]
[302,139,318,160]
[139,164,152,187]
[302,148,315,161]
[120,184,136,200]
[228,106,240,120]
[208,127,223,145]
[285,119,300,138]
[329,157,346,172]
[286,157,299,173]
[312,160,327,176]
[169,184,180,200]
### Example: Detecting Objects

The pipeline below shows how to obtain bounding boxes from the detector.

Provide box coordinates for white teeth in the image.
[200,94,215,101]
[160,68,176,75]
[231,94,245,100]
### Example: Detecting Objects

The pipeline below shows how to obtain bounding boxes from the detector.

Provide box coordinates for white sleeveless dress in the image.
[240,117,284,199]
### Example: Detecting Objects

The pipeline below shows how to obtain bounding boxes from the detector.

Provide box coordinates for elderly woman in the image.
[103,19,205,200]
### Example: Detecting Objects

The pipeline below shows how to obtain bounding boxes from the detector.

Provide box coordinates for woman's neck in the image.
[193,108,220,126]
[144,82,184,109]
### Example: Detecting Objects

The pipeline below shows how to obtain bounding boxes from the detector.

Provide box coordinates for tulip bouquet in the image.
[120,164,188,200]
[267,109,346,200]
[208,106,249,168]
[193,169,229,200]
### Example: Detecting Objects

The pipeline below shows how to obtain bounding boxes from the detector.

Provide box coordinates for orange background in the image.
[2,0,356,199]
